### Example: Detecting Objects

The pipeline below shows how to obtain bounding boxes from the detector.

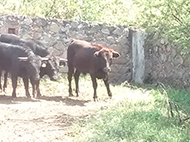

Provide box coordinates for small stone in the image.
[101,28,110,35]
[107,36,115,44]
[113,27,123,36]
[49,22,59,33]
[160,39,165,44]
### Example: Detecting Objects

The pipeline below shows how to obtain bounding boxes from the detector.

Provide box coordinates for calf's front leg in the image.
[90,75,98,101]
[103,77,112,98]
[11,75,18,98]
[23,77,31,98]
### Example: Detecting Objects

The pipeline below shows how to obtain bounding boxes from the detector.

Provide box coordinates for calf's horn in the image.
[59,58,67,62]
[18,57,28,61]
[40,57,49,61]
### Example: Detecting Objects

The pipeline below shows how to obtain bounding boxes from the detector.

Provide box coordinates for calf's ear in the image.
[59,58,67,66]
[94,51,101,58]
[112,51,120,58]
[59,61,66,67]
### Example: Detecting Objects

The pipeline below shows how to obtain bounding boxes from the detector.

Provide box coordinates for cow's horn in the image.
[18,57,28,61]
[59,58,67,62]
[41,57,49,61]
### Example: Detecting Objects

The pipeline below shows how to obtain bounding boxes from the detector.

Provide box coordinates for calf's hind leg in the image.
[68,66,74,96]
[3,71,8,92]
[0,71,2,90]
[11,75,18,98]
[74,70,80,97]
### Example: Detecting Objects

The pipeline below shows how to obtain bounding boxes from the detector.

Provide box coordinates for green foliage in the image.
[0,0,190,49]
[68,86,190,142]
[133,0,190,48]
[0,0,137,25]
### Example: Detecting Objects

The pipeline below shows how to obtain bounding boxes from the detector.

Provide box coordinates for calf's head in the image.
[39,56,61,81]
[94,48,120,73]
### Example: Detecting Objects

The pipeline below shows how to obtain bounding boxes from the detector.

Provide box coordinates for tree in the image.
[1,0,190,49]
[133,0,190,49]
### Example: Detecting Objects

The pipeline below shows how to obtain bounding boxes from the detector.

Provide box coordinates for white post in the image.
[132,30,145,84]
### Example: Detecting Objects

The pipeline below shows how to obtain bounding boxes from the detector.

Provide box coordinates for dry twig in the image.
[157,82,190,124]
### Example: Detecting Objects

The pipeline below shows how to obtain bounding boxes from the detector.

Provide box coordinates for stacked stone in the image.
[0,15,131,84]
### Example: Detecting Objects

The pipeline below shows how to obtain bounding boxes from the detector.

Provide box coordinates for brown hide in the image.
[67,40,120,101]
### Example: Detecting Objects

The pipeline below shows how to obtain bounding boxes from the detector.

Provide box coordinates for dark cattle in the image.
[0,33,49,56]
[67,40,120,101]
[0,71,8,91]
[0,42,44,98]
[0,34,67,97]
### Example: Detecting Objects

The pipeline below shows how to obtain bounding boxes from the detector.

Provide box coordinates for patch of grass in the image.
[67,85,190,142]
[39,73,117,101]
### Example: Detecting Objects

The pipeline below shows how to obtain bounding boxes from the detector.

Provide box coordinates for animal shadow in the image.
[38,95,91,107]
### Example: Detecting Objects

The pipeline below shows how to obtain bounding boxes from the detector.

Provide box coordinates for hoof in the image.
[36,95,42,99]
[93,97,98,102]
[36,93,42,98]
[69,93,74,97]
[12,94,16,98]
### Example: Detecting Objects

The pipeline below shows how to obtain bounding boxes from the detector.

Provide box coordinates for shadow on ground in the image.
[39,96,91,107]
[0,94,91,107]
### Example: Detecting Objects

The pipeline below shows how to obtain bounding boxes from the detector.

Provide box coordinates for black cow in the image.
[0,34,67,97]
[0,42,46,98]
[67,40,120,101]
[0,71,8,92]
[0,33,49,56]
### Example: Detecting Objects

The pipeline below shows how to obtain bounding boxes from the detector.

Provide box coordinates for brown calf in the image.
[67,40,120,101]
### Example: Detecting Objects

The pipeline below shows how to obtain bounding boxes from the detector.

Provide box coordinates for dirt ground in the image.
[0,80,113,142]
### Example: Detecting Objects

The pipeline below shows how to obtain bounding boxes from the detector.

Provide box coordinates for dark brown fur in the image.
[67,40,120,101]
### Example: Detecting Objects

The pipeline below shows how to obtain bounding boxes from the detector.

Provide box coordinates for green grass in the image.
[63,80,190,142]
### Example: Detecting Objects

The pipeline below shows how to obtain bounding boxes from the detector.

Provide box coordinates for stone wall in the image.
[1,14,189,87]
[144,35,190,88]
[0,15,132,84]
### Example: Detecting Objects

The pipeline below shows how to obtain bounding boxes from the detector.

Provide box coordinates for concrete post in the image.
[131,29,145,84]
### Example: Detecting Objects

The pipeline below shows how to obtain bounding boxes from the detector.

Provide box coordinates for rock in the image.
[94,33,103,39]
[106,36,115,44]
[54,41,64,50]
[23,18,33,25]
[43,34,52,42]
[33,32,42,39]
[166,45,171,52]
[117,36,128,44]
[113,27,123,36]
[22,34,32,39]
[49,22,59,33]
[173,54,183,65]
[160,39,165,44]
[101,28,110,35]
[60,26,69,33]
[89,25,101,33]
[70,21,78,28]
[112,57,127,64]
[160,54,167,62]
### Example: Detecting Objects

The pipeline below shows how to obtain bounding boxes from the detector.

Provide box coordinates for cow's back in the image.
[0,34,49,57]
[0,42,32,70]
[0,34,21,44]
[67,40,100,73]
[22,39,49,57]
